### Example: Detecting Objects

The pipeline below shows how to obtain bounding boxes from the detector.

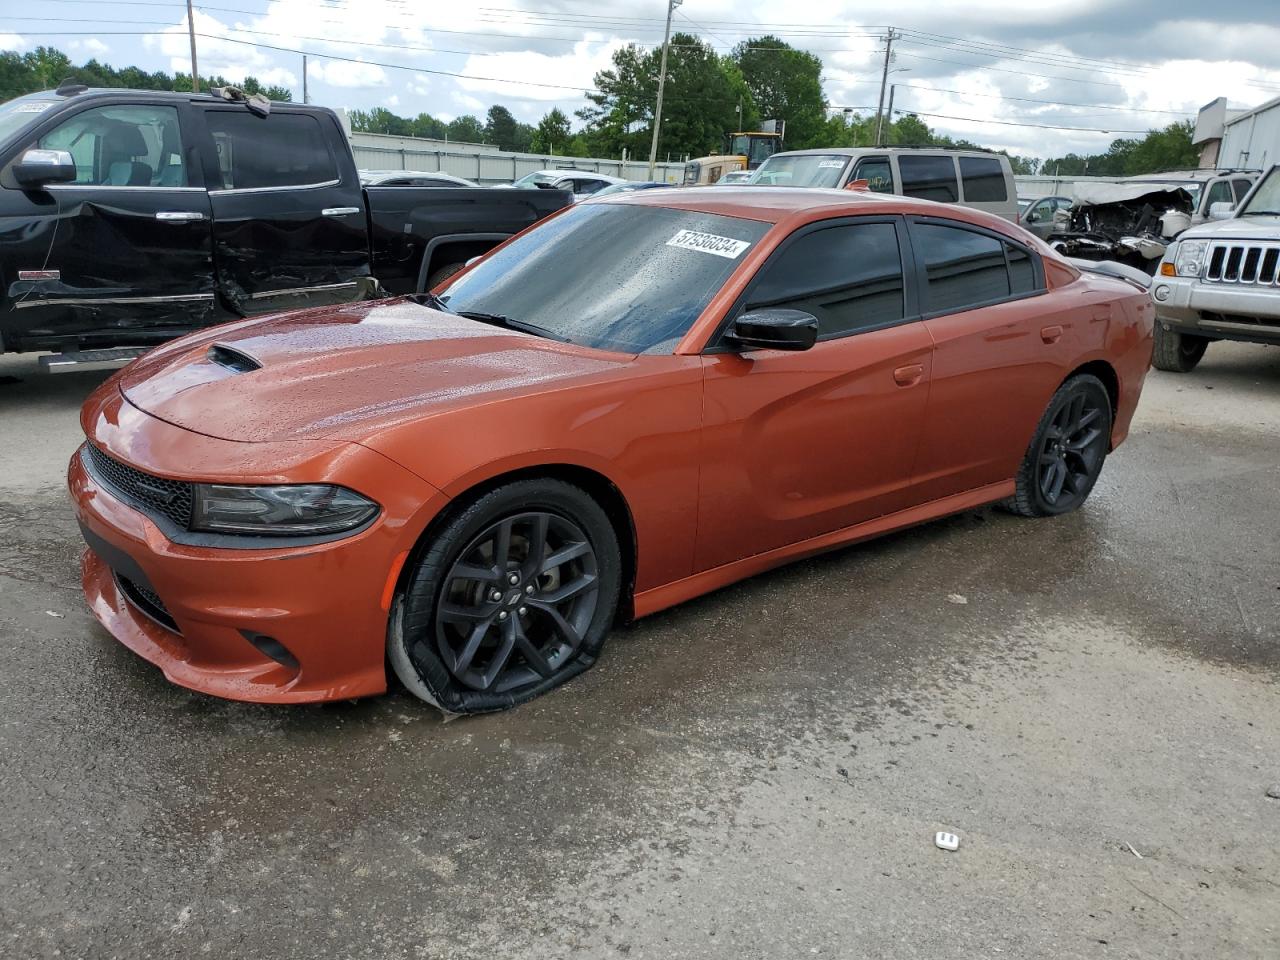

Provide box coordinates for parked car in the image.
[359,169,479,188]
[1150,163,1280,371]
[683,154,746,185]
[71,186,1153,712]
[592,180,670,197]
[746,147,1018,221]
[1120,169,1259,228]
[715,170,754,185]
[1020,195,1072,240]
[0,84,569,368]
[505,169,625,201]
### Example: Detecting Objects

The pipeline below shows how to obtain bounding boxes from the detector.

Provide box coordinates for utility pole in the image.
[647,0,682,179]
[874,28,898,147]
[302,54,309,104]
[186,0,199,93]
[887,84,896,128]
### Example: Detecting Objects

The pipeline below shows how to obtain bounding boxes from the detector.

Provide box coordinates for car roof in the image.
[599,185,1010,227]
[767,147,1007,160]
[528,169,624,180]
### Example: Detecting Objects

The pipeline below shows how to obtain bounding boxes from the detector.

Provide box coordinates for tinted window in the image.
[915,223,1009,313]
[442,204,768,354]
[1007,242,1037,294]
[959,156,1007,202]
[898,155,958,203]
[1205,179,1233,209]
[1232,178,1253,202]
[746,222,905,339]
[205,111,337,189]
[37,104,187,186]
[852,157,893,193]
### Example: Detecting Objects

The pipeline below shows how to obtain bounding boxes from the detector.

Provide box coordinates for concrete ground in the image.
[0,342,1277,959]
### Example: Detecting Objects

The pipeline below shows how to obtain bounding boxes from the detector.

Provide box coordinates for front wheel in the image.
[388,479,622,714]
[1006,374,1113,518]
[1152,324,1208,372]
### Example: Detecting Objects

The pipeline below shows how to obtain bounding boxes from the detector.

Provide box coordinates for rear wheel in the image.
[1152,324,1208,372]
[1006,374,1112,518]
[389,479,621,714]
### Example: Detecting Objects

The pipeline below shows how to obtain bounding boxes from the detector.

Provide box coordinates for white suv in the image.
[1151,165,1280,371]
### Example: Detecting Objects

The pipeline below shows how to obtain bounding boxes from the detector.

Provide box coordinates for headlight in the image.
[1174,240,1208,277]
[191,484,378,536]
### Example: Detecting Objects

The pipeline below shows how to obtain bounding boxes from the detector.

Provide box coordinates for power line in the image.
[892,107,1151,134]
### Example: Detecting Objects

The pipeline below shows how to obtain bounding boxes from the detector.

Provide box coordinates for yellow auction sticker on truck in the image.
[666,229,752,259]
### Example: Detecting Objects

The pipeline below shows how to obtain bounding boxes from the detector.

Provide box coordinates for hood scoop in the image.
[207,342,262,374]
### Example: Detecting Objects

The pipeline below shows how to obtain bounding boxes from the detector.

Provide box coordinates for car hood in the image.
[119,299,630,443]
[1177,214,1280,242]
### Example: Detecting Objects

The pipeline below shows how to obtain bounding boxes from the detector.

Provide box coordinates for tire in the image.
[1152,324,1208,372]
[1005,374,1113,518]
[426,261,466,290]
[388,479,622,714]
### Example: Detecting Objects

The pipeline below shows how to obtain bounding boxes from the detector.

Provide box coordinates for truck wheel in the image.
[1152,324,1208,372]
[427,262,465,290]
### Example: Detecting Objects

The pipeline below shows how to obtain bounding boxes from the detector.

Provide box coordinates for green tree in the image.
[445,114,485,143]
[732,36,825,149]
[531,108,572,154]
[1041,120,1198,178]
[578,34,758,160]
[484,104,518,150]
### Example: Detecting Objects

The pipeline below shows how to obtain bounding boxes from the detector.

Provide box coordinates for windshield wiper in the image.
[1243,210,1280,216]
[409,290,453,312]
[456,311,572,343]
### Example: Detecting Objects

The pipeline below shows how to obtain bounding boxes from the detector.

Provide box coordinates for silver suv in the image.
[1150,164,1280,371]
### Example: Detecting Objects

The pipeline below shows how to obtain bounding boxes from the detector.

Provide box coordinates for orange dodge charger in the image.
[71,187,1154,713]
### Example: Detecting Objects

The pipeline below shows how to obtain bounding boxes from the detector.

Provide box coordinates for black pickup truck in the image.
[0,84,570,368]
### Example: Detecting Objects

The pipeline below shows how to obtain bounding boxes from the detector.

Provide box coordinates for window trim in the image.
[199,106,343,192]
[905,215,1047,321]
[704,214,920,353]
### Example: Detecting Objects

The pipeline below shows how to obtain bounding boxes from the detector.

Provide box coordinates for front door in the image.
[695,217,934,572]
[0,100,216,351]
[198,106,372,315]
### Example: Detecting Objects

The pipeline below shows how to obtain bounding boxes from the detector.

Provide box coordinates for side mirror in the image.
[1209,201,1234,221]
[14,149,76,188]
[726,308,818,352]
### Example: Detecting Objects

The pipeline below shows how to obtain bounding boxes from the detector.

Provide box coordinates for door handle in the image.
[1040,324,1063,344]
[322,206,361,217]
[893,363,924,387]
[155,211,206,222]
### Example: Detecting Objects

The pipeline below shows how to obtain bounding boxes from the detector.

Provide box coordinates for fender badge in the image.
[19,269,60,281]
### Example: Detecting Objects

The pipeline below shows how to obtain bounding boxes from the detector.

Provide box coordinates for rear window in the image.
[913,222,1042,314]
[959,156,1007,202]
[899,155,958,203]
[205,111,338,190]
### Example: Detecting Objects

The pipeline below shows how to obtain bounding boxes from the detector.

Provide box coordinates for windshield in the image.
[442,204,769,354]
[0,97,56,146]
[512,172,561,188]
[749,154,849,188]
[1239,167,1280,215]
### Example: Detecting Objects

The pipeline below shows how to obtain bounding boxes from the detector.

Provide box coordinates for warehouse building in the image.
[1194,94,1280,170]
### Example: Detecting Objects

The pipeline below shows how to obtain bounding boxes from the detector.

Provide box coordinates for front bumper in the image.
[1152,276,1280,345]
[70,391,447,703]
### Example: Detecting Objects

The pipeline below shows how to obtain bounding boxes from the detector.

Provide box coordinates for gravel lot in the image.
[1,343,1277,959]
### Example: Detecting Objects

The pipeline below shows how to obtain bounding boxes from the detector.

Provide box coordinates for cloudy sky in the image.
[4,0,1280,159]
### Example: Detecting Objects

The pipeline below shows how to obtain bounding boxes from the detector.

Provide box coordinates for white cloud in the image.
[0,32,27,52]
[144,10,297,89]
[385,93,400,107]
[456,39,625,103]
[307,59,388,89]
[69,39,111,57]
[452,92,486,113]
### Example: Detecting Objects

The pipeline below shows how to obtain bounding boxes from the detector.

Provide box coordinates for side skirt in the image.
[632,480,1015,619]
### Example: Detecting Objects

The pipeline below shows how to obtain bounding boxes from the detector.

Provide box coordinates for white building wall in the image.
[1219,97,1280,170]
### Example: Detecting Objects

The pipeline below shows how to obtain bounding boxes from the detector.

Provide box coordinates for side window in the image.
[1205,179,1233,210]
[852,157,893,193]
[37,104,187,187]
[1231,178,1254,203]
[1006,242,1038,295]
[205,111,337,190]
[745,222,906,339]
[958,156,1007,202]
[898,155,958,203]
[914,222,1010,314]
[1025,199,1051,223]
[576,179,606,196]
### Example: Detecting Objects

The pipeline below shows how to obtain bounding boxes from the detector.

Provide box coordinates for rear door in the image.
[1,98,216,350]
[906,217,1062,503]
[198,107,372,315]
[695,217,935,571]
[957,155,1015,221]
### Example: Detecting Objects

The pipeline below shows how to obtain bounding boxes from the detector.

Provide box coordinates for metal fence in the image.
[350,136,686,186]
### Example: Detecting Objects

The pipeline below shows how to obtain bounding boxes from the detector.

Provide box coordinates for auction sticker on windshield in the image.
[666,229,751,259]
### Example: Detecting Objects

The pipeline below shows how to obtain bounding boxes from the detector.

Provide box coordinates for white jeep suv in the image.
[1151,165,1280,371]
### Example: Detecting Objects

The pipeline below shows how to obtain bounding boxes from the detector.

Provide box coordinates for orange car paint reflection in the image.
[71,188,1154,703]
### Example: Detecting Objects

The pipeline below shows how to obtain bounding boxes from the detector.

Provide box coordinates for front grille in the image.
[86,444,193,529]
[1204,241,1280,285]
[116,574,180,633]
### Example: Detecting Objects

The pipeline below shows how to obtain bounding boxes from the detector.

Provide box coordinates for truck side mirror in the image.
[13,149,76,188]
[1209,201,1234,221]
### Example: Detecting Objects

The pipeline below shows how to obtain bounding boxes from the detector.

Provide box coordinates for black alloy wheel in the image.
[1007,374,1113,517]
[389,479,621,714]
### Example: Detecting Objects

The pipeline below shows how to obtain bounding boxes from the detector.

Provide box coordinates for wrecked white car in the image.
[1049,183,1194,273]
